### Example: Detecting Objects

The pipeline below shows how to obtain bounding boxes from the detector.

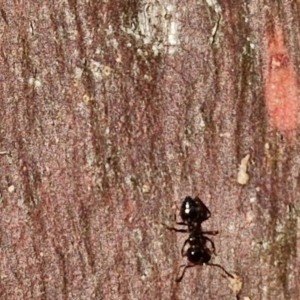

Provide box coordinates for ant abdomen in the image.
[186,247,211,264]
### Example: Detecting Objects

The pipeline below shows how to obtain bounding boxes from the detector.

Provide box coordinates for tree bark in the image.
[1,1,300,299]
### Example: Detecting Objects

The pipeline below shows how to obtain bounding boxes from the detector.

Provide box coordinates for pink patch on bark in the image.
[264,27,299,133]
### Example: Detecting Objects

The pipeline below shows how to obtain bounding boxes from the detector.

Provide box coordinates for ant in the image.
[164,196,233,282]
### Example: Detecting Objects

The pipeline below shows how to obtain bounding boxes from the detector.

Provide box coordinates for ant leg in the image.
[161,223,188,233]
[201,230,219,235]
[202,236,216,254]
[207,263,234,278]
[162,211,187,231]
[175,264,195,283]
[176,221,187,226]
[173,212,187,226]
[180,237,190,256]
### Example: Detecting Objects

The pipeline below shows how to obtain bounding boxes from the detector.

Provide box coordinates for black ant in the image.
[164,196,233,282]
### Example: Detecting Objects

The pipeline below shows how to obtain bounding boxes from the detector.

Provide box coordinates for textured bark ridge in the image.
[1,1,300,300]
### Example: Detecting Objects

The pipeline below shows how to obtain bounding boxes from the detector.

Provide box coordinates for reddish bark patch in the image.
[264,26,299,134]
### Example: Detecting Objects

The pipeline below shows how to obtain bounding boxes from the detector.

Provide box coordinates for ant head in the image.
[186,246,211,264]
[180,196,211,225]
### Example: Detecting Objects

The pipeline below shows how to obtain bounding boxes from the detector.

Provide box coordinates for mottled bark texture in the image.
[1,1,300,299]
